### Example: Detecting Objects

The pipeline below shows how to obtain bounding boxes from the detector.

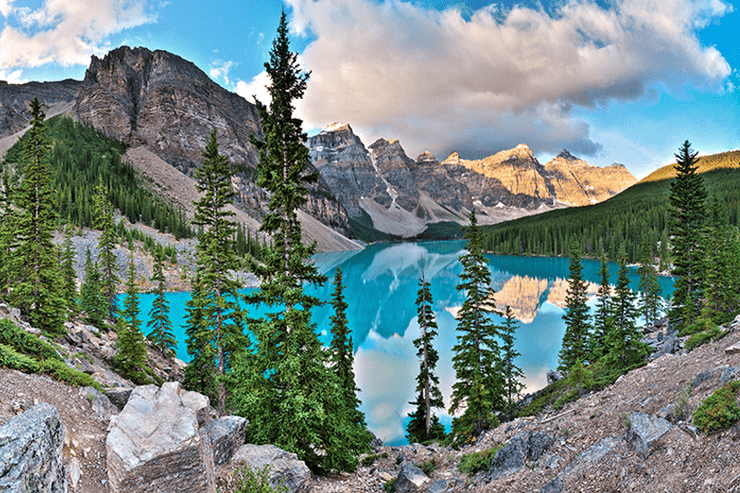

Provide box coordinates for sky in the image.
[0,0,738,179]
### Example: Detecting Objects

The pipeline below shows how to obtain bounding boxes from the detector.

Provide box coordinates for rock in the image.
[81,386,119,421]
[626,413,673,459]
[69,457,82,488]
[487,432,530,481]
[105,387,133,411]
[528,433,556,462]
[726,341,740,356]
[0,403,66,493]
[395,461,429,493]
[231,444,311,493]
[206,415,248,466]
[541,476,564,493]
[721,367,739,385]
[106,382,216,493]
[428,478,460,493]
[693,369,714,388]
[546,370,564,385]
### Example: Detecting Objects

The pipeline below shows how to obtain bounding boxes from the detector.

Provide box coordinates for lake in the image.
[139,240,674,445]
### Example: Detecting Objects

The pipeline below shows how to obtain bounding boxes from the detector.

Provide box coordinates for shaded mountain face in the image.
[0,46,351,238]
[308,125,638,237]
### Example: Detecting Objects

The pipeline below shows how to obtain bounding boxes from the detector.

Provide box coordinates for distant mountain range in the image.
[308,123,636,237]
[1,46,636,246]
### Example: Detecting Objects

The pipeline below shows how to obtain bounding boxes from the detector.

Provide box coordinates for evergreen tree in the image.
[407,263,446,444]
[80,248,106,327]
[11,97,65,335]
[60,226,79,317]
[93,177,119,324]
[114,240,148,384]
[637,236,663,329]
[329,267,367,429]
[185,130,244,416]
[146,250,177,357]
[183,271,218,402]
[668,140,707,332]
[604,250,649,369]
[231,12,368,473]
[0,170,17,301]
[558,241,592,371]
[499,305,525,422]
[449,211,502,440]
[590,252,612,359]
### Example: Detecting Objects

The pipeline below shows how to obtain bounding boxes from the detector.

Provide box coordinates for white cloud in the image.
[209,60,234,86]
[0,68,25,84]
[279,0,732,159]
[235,70,272,107]
[0,0,159,69]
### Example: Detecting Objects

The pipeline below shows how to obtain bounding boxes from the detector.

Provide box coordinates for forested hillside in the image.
[481,150,740,262]
[2,115,192,238]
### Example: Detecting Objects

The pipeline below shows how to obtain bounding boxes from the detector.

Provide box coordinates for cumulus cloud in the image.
[276,0,732,159]
[209,60,234,86]
[0,0,159,70]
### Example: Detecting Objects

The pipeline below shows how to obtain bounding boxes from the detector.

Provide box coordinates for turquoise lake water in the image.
[138,240,674,445]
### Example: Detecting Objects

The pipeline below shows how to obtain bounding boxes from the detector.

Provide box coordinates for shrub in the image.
[420,458,436,475]
[0,320,61,361]
[458,446,500,475]
[383,478,397,493]
[0,343,41,373]
[216,464,287,493]
[39,358,103,391]
[685,325,723,352]
[693,380,740,433]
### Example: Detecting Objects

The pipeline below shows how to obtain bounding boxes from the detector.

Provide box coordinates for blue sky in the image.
[1,0,738,178]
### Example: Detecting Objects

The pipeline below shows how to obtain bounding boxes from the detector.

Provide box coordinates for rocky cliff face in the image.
[0,79,80,136]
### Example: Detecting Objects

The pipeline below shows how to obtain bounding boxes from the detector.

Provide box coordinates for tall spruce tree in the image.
[80,248,106,327]
[11,97,65,335]
[231,12,369,473]
[604,250,649,369]
[0,170,17,301]
[637,236,662,329]
[147,250,177,357]
[449,211,503,440]
[185,130,245,416]
[93,177,119,324]
[183,271,218,402]
[60,226,79,317]
[668,140,707,333]
[114,240,148,384]
[558,241,592,371]
[590,252,612,359]
[407,263,446,444]
[500,305,525,422]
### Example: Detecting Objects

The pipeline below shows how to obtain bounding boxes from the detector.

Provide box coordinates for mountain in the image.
[0,46,359,252]
[308,123,637,238]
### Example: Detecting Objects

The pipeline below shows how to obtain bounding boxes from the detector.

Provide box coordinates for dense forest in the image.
[480,151,740,263]
[2,115,193,239]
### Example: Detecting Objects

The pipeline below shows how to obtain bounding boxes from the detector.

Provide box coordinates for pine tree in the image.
[185,130,244,416]
[499,305,525,422]
[449,211,502,440]
[604,250,649,369]
[558,241,592,371]
[407,263,446,444]
[114,240,148,384]
[11,97,65,335]
[668,140,707,333]
[329,267,367,429]
[0,170,17,301]
[231,12,368,473]
[80,248,106,327]
[183,272,218,402]
[637,236,663,329]
[146,250,177,357]
[93,177,119,324]
[60,226,79,317]
[590,252,612,359]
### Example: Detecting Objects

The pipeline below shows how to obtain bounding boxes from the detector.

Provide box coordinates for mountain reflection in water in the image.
[141,240,673,446]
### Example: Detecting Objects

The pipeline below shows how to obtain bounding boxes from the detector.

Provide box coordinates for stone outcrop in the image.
[206,416,248,466]
[0,80,80,137]
[230,444,311,493]
[0,403,66,493]
[106,382,220,493]
[625,413,673,459]
[486,431,555,481]
[394,460,429,492]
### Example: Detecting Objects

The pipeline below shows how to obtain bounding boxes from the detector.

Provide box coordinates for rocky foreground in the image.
[3,306,740,492]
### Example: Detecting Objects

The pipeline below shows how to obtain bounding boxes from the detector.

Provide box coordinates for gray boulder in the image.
[428,478,460,493]
[693,369,714,388]
[0,403,66,493]
[206,415,248,466]
[721,367,739,385]
[105,387,133,411]
[546,370,564,385]
[486,431,555,481]
[231,444,311,493]
[81,386,119,422]
[395,461,429,492]
[626,412,673,459]
[106,382,216,493]
[541,476,563,493]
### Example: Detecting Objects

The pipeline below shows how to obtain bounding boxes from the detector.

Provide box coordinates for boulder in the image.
[0,403,66,493]
[486,431,555,481]
[721,367,739,385]
[395,461,429,492]
[428,478,460,493]
[81,386,119,422]
[231,444,311,493]
[206,416,248,466]
[105,387,133,411]
[546,370,564,385]
[626,413,673,459]
[541,476,563,493]
[693,369,714,388]
[106,382,216,493]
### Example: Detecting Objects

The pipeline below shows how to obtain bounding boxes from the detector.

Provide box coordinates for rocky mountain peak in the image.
[415,151,439,165]
[557,149,578,161]
[442,152,463,166]
[322,121,353,133]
